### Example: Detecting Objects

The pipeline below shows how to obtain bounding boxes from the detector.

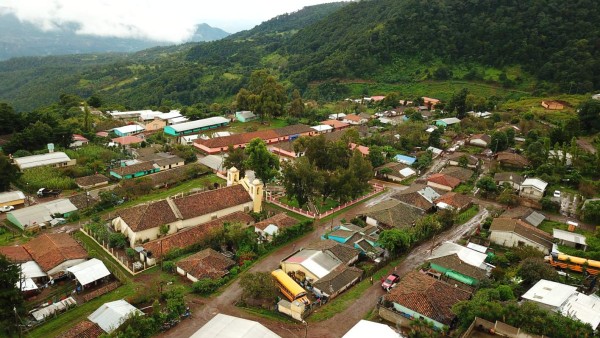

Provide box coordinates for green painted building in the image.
[164,116,229,136]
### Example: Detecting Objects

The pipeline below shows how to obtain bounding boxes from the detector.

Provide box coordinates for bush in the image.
[162,260,175,272]
[17,166,76,193]
[109,233,128,249]
[541,197,560,212]
[125,248,136,258]
[192,278,223,295]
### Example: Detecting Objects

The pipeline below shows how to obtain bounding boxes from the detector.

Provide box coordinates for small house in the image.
[143,117,167,131]
[391,184,441,212]
[541,100,565,110]
[328,113,346,120]
[469,134,491,148]
[254,213,298,242]
[176,248,235,282]
[553,229,587,251]
[489,218,553,253]
[447,152,479,168]
[111,135,144,147]
[113,125,145,137]
[321,119,350,130]
[110,161,159,179]
[434,192,472,212]
[7,199,78,230]
[235,111,258,122]
[519,178,548,201]
[496,151,529,168]
[311,125,333,134]
[376,162,416,182]
[75,174,109,190]
[343,114,368,125]
[435,117,461,127]
[426,173,461,191]
[70,134,89,148]
[384,271,471,330]
[189,314,281,338]
[364,199,424,229]
[23,233,88,277]
[494,172,524,190]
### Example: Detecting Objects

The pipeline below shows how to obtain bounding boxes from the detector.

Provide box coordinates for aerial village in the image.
[0,93,599,338]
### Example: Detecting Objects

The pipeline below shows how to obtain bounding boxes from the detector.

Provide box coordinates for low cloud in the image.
[1,0,338,42]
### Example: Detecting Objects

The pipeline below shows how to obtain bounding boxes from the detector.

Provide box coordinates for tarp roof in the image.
[0,191,25,204]
[190,313,281,338]
[553,229,587,245]
[17,277,38,291]
[20,261,47,279]
[31,297,77,321]
[67,258,111,286]
[88,300,142,333]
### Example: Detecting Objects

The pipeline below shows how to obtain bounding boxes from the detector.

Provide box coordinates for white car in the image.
[0,205,15,213]
[553,190,561,198]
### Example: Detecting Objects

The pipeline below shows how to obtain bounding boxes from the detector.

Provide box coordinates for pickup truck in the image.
[37,188,62,197]
[381,273,400,290]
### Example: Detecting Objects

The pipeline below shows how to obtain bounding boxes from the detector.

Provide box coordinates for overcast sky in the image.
[0,0,340,42]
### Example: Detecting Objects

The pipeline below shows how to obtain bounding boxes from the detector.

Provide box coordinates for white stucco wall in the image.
[489,231,548,253]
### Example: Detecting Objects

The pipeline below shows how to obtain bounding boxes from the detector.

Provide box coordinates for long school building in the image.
[164,116,230,137]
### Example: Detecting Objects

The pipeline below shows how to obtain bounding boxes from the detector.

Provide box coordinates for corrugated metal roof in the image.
[190,314,281,338]
[553,229,587,245]
[168,116,229,132]
[8,199,77,226]
[0,191,25,204]
[67,258,111,286]
[13,152,72,170]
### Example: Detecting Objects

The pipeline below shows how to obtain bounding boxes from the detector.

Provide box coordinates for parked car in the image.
[381,273,400,290]
[553,190,561,198]
[0,205,15,213]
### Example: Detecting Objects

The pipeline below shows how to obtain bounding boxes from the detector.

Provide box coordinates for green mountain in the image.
[0,13,229,61]
[0,0,598,112]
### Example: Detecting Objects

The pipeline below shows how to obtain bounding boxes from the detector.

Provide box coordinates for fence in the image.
[267,184,385,220]
[79,228,150,276]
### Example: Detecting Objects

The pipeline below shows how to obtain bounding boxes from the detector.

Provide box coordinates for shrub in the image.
[192,278,223,295]
[125,248,136,258]
[109,233,128,249]
[17,166,76,192]
[162,260,175,272]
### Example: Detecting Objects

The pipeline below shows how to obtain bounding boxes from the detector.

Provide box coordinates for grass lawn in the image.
[227,118,288,133]
[538,220,591,236]
[239,306,296,324]
[278,196,340,213]
[264,203,312,222]
[454,182,474,194]
[455,205,480,225]
[28,283,136,338]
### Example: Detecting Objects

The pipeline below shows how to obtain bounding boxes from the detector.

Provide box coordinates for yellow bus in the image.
[271,269,310,305]
[547,253,600,275]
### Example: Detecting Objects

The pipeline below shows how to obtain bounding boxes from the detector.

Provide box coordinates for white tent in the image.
[67,258,110,286]
[343,320,403,338]
[16,277,38,291]
[89,300,142,333]
[31,297,77,321]
[190,314,281,338]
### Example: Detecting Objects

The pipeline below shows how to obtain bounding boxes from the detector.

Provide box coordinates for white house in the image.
[311,125,334,134]
[489,218,553,253]
[13,152,76,171]
[519,178,548,201]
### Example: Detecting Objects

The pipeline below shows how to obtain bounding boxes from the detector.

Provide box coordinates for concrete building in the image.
[7,199,78,230]
[163,116,229,136]
[489,218,553,253]
[0,191,26,208]
[112,125,145,137]
[235,111,257,122]
[176,248,235,282]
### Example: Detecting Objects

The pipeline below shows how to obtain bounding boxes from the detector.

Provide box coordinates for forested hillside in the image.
[0,0,598,112]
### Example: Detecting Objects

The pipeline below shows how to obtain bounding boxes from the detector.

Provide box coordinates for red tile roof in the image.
[23,233,87,272]
[72,134,89,142]
[195,124,314,149]
[321,120,350,129]
[172,185,252,220]
[254,213,298,231]
[344,114,362,122]
[75,174,109,188]
[116,200,178,232]
[177,248,235,280]
[496,152,530,167]
[434,192,472,210]
[427,173,461,189]
[385,271,471,325]
[143,211,254,258]
[61,320,103,338]
[0,246,32,263]
[111,161,156,176]
[112,135,144,145]
[350,143,369,156]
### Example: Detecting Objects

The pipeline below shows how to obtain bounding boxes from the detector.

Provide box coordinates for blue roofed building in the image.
[394,154,417,166]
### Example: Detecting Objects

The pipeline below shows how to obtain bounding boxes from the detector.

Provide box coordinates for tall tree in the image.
[281,157,324,207]
[223,145,247,177]
[0,155,19,191]
[447,88,469,118]
[245,138,280,183]
[490,131,509,153]
[578,99,600,134]
[288,89,305,117]
[0,255,25,335]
